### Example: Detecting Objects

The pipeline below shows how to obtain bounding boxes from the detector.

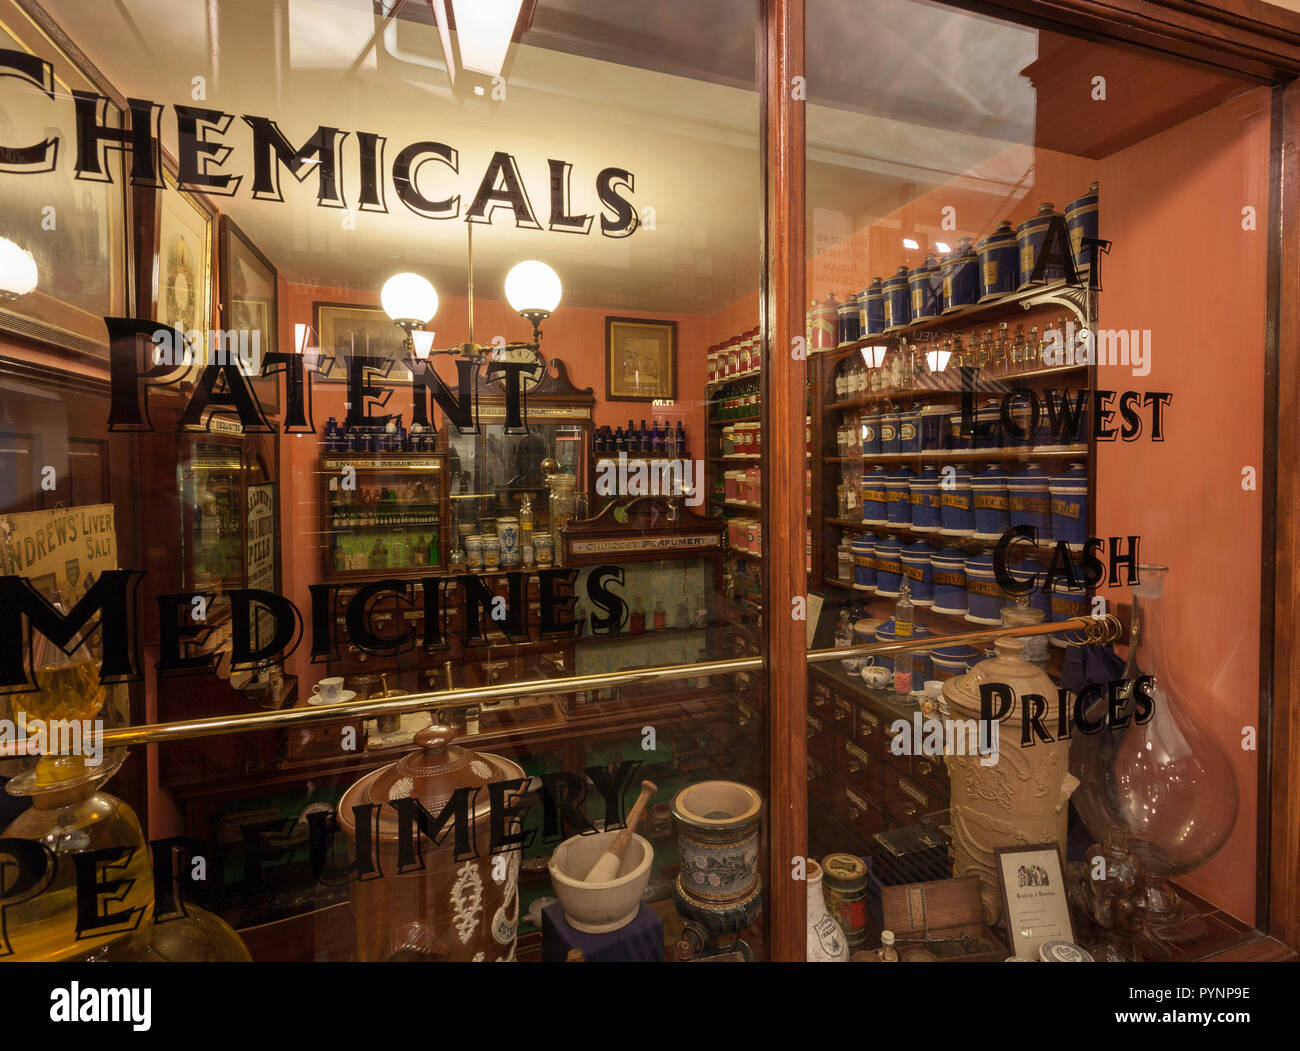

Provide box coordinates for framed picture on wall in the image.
[604,317,677,402]
[313,302,413,384]
[148,161,214,384]
[219,216,279,415]
[0,0,133,360]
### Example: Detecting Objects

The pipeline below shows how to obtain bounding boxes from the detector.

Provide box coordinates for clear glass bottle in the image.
[519,493,535,566]
[894,577,915,694]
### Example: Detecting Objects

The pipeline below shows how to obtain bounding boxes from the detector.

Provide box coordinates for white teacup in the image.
[312,676,344,702]
[861,666,891,689]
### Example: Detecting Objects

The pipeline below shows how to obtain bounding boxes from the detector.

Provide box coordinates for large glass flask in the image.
[1070,564,1238,938]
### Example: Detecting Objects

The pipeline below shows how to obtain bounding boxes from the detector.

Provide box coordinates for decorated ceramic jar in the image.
[977,220,1018,300]
[1006,464,1052,535]
[879,411,901,455]
[1065,181,1099,273]
[861,467,889,525]
[1049,464,1088,548]
[809,294,839,351]
[941,639,1079,923]
[671,781,763,916]
[939,465,975,535]
[859,278,886,337]
[860,411,881,456]
[874,536,904,596]
[821,853,870,950]
[496,516,520,566]
[971,465,1010,539]
[908,254,942,322]
[909,464,942,532]
[852,533,877,592]
[901,540,936,605]
[838,298,861,346]
[1017,202,1066,288]
[806,859,850,962]
[964,552,1006,624]
[941,237,979,312]
[882,266,912,332]
[885,466,914,526]
[898,410,922,454]
[931,547,969,615]
[337,725,525,961]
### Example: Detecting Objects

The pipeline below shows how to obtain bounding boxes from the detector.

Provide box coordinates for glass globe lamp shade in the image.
[860,345,888,369]
[381,272,438,328]
[926,348,952,371]
[0,236,38,298]
[504,260,562,319]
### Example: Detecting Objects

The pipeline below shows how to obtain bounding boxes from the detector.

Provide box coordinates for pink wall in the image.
[1096,87,1271,923]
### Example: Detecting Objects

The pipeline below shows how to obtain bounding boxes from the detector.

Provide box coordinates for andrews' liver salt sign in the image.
[0,504,118,601]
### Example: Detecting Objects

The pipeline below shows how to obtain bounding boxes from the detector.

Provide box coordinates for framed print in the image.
[995,843,1076,959]
[605,316,677,401]
[314,302,413,384]
[0,0,132,359]
[149,161,214,383]
[219,216,279,415]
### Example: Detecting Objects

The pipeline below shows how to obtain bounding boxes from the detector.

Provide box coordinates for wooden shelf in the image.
[823,445,1086,464]
[822,363,1087,414]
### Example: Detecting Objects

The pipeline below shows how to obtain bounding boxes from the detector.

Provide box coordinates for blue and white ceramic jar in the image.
[859,279,886,337]
[852,533,877,592]
[977,220,1017,301]
[920,403,957,452]
[909,465,942,532]
[885,467,915,526]
[882,266,912,332]
[1007,464,1052,536]
[930,643,979,682]
[1017,202,1066,288]
[939,465,975,536]
[909,254,942,322]
[860,411,881,456]
[898,410,922,454]
[1066,182,1099,274]
[862,466,889,525]
[964,552,1005,625]
[941,238,979,313]
[901,540,936,606]
[931,547,969,616]
[1048,464,1088,548]
[879,412,900,455]
[874,536,904,596]
[971,465,1010,539]
[838,299,861,346]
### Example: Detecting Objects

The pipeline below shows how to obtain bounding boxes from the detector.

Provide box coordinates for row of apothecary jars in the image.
[842,462,1087,547]
[809,181,1099,349]
[835,398,1088,458]
[707,326,762,384]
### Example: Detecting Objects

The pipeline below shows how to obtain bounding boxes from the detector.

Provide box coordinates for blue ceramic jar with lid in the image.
[1048,463,1088,548]
[859,278,886,337]
[852,533,877,592]
[909,464,942,532]
[860,411,881,456]
[941,238,979,313]
[879,411,900,455]
[1017,202,1066,288]
[862,466,889,525]
[931,547,969,616]
[964,552,1005,624]
[898,410,922,454]
[1066,181,1099,273]
[875,536,904,596]
[977,220,1017,301]
[882,267,912,332]
[909,254,942,322]
[939,465,975,536]
[885,466,915,526]
[838,298,861,346]
[971,465,1010,538]
[901,540,936,606]
[1007,463,1052,535]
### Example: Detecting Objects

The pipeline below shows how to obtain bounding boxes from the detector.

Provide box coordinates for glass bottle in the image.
[1070,563,1239,936]
[878,929,900,962]
[653,601,666,632]
[894,577,915,694]
[630,607,646,635]
[520,493,535,566]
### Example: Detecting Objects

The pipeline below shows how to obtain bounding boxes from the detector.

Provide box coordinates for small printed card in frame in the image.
[995,843,1076,959]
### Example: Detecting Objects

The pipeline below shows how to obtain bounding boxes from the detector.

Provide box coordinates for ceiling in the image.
[23,0,1252,316]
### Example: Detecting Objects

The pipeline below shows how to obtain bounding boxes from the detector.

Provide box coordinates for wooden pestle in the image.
[583,780,657,882]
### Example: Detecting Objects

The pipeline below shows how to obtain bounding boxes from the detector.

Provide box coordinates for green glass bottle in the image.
[428,531,440,568]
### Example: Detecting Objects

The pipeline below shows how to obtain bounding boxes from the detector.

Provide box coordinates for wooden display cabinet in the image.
[319,452,449,579]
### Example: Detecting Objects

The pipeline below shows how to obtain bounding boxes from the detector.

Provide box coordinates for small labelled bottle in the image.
[428,531,440,568]
[835,365,848,400]
[615,426,627,454]
[894,577,915,694]
[878,930,900,962]
[520,494,535,566]
[637,419,648,454]
[676,420,687,458]
[413,534,428,566]
[627,419,637,451]
[652,421,664,457]
[653,601,666,632]
[630,606,646,635]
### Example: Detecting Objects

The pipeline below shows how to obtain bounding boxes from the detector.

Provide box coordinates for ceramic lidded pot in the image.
[806,859,850,962]
[337,725,525,961]
[941,638,1078,924]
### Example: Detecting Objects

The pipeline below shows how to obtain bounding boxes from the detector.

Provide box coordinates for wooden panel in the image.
[761,0,808,962]
[1268,78,1300,952]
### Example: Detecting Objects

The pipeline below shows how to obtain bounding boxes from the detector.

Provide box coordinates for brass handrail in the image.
[5,615,1121,751]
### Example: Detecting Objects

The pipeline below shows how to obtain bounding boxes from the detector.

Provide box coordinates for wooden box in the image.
[880,876,1007,961]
